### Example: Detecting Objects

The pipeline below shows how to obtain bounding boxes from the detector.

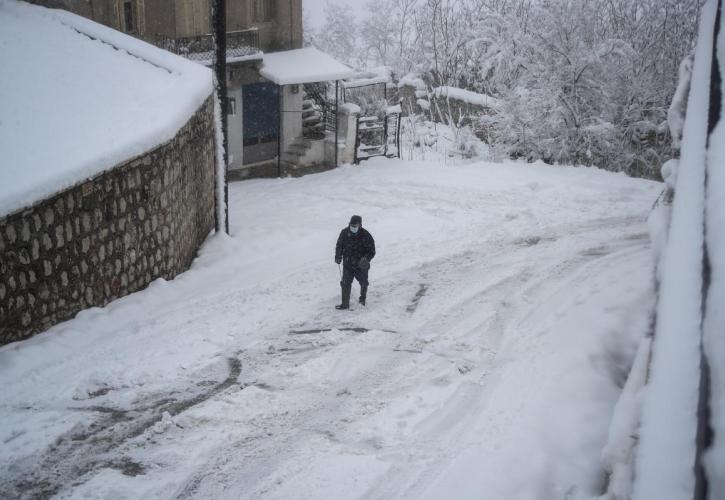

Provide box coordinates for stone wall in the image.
[398,83,428,116]
[337,106,359,165]
[399,83,497,143]
[0,96,216,345]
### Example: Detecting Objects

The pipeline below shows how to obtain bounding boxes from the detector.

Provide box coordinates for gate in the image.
[344,80,401,163]
[385,112,401,158]
[354,110,401,163]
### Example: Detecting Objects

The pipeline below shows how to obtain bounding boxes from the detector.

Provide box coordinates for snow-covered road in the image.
[0,159,661,499]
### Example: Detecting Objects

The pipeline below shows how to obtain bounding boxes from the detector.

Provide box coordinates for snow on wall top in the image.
[0,0,213,217]
[339,103,361,114]
[344,66,392,88]
[344,76,389,89]
[703,0,725,489]
[432,86,498,109]
[259,47,354,85]
[397,74,426,90]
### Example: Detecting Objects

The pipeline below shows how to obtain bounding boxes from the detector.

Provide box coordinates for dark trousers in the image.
[341,262,369,288]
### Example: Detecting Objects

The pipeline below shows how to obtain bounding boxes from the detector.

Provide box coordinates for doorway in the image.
[242,82,279,165]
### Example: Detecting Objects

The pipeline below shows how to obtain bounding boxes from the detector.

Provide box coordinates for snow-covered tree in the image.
[313,1,361,67]
[316,0,702,177]
[359,0,419,70]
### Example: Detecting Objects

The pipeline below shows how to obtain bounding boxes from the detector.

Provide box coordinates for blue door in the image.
[243,82,279,146]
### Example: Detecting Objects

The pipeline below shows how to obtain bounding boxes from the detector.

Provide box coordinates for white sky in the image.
[303,0,363,29]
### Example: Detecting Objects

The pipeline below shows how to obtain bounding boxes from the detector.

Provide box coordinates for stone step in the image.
[303,112,322,123]
[287,140,312,155]
[302,109,321,120]
[282,148,303,158]
[281,153,301,165]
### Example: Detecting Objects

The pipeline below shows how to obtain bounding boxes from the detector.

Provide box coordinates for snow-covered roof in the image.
[0,1,213,217]
[259,47,354,85]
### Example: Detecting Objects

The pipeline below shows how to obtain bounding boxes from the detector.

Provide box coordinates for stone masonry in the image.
[399,83,497,143]
[0,96,216,345]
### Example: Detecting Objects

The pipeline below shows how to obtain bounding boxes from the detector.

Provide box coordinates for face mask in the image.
[350,225,359,234]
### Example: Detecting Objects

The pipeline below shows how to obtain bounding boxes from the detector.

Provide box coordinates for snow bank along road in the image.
[0,159,661,499]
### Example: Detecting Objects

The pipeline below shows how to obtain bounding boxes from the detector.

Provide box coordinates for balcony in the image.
[156,28,261,64]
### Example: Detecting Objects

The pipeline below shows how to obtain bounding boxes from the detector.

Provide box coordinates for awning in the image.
[259,47,354,85]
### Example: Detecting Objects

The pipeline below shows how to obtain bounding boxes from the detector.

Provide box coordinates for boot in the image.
[359,285,368,306]
[336,285,351,310]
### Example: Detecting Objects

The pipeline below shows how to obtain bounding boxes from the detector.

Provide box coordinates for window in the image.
[252,0,275,23]
[123,1,134,33]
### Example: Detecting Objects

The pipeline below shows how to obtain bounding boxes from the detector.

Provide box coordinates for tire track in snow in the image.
[358,230,652,500]
[2,357,242,500]
[174,216,651,499]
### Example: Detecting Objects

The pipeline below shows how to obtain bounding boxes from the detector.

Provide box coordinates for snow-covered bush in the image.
[448,125,480,160]
[401,114,488,164]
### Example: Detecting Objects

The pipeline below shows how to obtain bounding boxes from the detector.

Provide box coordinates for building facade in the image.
[30,0,302,52]
[31,0,357,180]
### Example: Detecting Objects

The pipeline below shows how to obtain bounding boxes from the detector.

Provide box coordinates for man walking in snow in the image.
[335,215,376,310]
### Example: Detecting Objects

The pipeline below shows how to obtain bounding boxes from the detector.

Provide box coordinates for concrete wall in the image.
[273,0,303,50]
[226,0,248,30]
[28,0,96,19]
[280,84,303,151]
[29,0,121,30]
[175,0,210,37]
[228,0,302,52]
[338,106,359,165]
[399,83,496,142]
[227,86,245,167]
[33,0,303,52]
[145,0,176,37]
[0,96,216,346]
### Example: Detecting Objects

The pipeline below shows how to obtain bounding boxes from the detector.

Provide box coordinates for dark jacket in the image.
[336,227,375,266]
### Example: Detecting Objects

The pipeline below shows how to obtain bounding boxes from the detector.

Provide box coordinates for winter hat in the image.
[350,215,362,226]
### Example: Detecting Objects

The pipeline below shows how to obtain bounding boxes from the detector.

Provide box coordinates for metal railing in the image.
[155,28,260,61]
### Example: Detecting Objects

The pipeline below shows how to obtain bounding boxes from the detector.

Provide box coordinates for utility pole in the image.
[212,0,229,234]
